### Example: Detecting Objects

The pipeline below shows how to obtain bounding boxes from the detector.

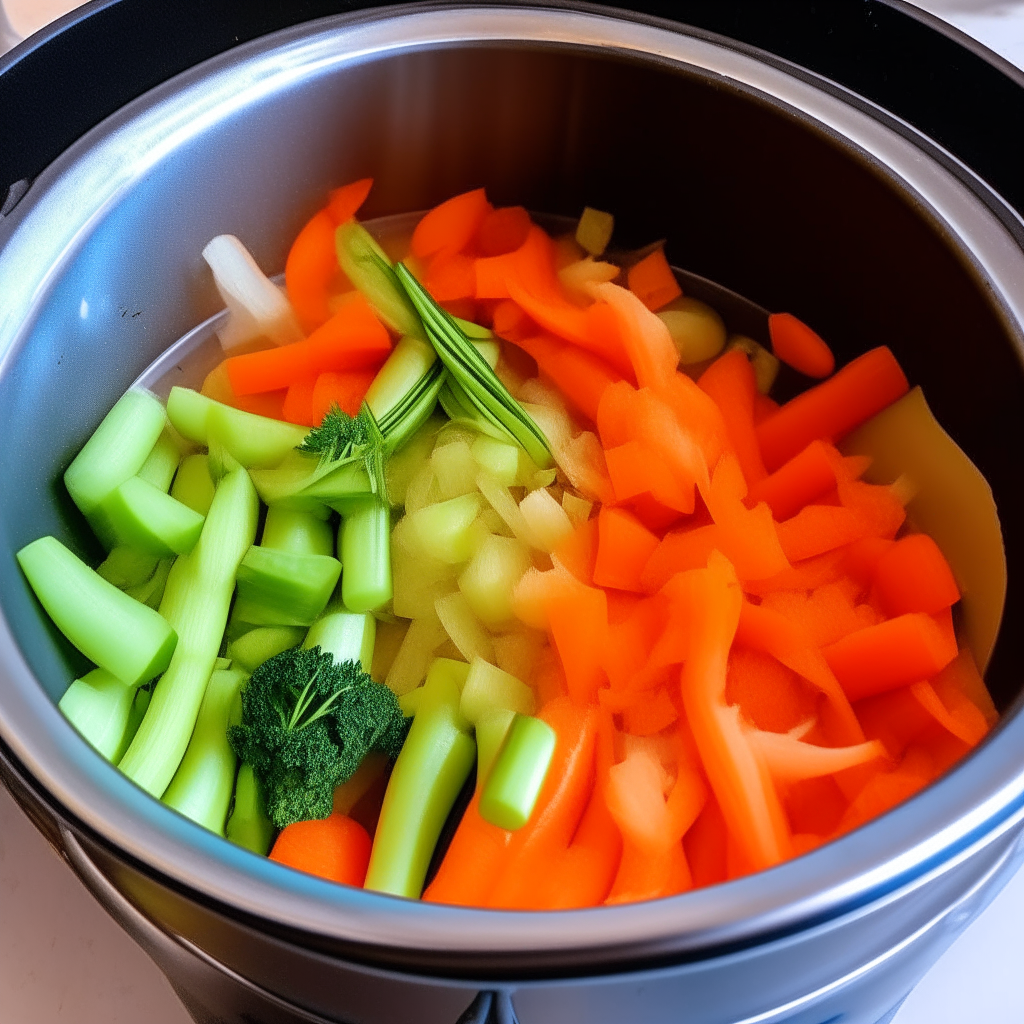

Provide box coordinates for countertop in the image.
[2,1,1023,1023]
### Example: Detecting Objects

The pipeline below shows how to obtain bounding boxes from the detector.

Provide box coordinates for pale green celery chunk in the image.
[407,492,484,564]
[96,546,159,590]
[118,466,259,797]
[385,413,445,508]
[458,534,532,627]
[474,707,517,791]
[460,656,535,725]
[125,557,174,610]
[163,667,247,834]
[471,435,519,487]
[138,428,182,492]
[260,506,333,556]
[59,668,137,761]
[340,497,392,613]
[479,714,557,830]
[226,626,305,674]
[233,547,341,627]
[576,207,614,256]
[226,763,275,855]
[98,476,206,556]
[170,452,216,516]
[303,607,376,671]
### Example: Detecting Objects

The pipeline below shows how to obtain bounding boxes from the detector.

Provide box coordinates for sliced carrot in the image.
[543,575,609,704]
[786,776,848,837]
[748,729,886,785]
[873,533,960,617]
[282,375,318,427]
[684,796,728,889]
[756,346,909,471]
[823,613,959,702]
[596,379,637,449]
[725,647,817,734]
[491,298,535,342]
[605,441,655,503]
[603,594,670,690]
[698,349,767,485]
[627,248,682,311]
[510,332,623,423]
[475,205,532,256]
[842,536,897,588]
[931,648,998,728]
[592,281,679,391]
[532,645,570,708]
[326,177,374,226]
[623,686,679,736]
[285,209,340,333]
[640,523,719,593]
[553,515,599,586]
[269,813,371,886]
[753,392,780,424]
[311,369,377,421]
[742,548,847,598]
[593,507,661,593]
[425,250,477,301]
[768,312,835,379]
[411,187,492,259]
[746,439,837,522]
[835,746,934,836]
[775,504,873,564]
[910,680,988,748]
[201,362,286,420]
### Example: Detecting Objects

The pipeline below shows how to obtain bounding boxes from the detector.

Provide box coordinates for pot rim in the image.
[1,2,1024,974]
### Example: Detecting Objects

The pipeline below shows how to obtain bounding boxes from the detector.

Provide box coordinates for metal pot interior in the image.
[1,4,1023,970]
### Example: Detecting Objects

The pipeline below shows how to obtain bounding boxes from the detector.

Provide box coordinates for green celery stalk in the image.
[233,546,341,627]
[226,762,274,855]
[260,507,333,556]
[249,452,372,514]
[125,557,174,610]
[363,658,475,898]
[171,452,216,515]
[17,536,177,687]
[58,668,137,761]
[303,606,376,670]
[162,667,247,834]
[339,496,392,613]
[478,713,556,830]
[97,476,206,556]
[137,428,182,492]
[118,465,259,797]
[226,626,305,674]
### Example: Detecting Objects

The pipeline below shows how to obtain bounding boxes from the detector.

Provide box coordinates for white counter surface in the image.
[2,1,1023,1022]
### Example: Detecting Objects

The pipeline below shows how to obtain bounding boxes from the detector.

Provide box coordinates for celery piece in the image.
[250,453,372,515]
[561,492,593,528]
[137,428,182,492]
[119,466,259,797]
[340,497,392,613]
[367,336,436,419]
[391,543,458,620]
[398,687,424,719]
[166,387,306,468]
[363,659,475,898]
[471,339,500,367]
[474,707,517,788]
[97,546,159,590]
[226,762,275,855]
[370,619,409,684]
[336,221,425,341]
[575,207,614,257]
[163,667,246,834]
[479,714,556,830]
[459,657,535,725]
[125,557,173,610]
[58,668,137,761]
[121,686,152,757]
[438,378,509,443]
[234,547,342,627]
[260,507,333,556]
[97,476,206,557]
[385,413,444,508]
[453,317,494,341]
[408,492,484,564]
[471,435,519,487]
[226,626,305,673]
[171,452,216,516]
[303,608,376,671]
[17,536,177,687]
[458,534,532,627]
[206,438,242,484]
[64,388,167,520]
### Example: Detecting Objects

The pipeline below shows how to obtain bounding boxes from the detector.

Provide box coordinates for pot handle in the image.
[456,990,519,1024]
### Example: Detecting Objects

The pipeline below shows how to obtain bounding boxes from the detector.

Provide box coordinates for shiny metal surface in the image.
[1,4,1023,1023]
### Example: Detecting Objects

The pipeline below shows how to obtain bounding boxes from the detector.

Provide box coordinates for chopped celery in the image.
[170,452,216,516]
[336,221,425,341]
[96,546,160,590]
[234,546,341,627]
[391,539,458,620]
[458,534,532,627]
[398,687,424,718]
[97,476,206,556]
[137,428,182,492]
[119,466,259,797]
[303,606,376,671]
[260,507,333,556]
[479,714,557,830]
[340,497,392,613]
[125,557,174,610]
[364,658,475,898]
[58,668,137,761]
[407,492,484,564]
[166,387,306,468]
[474,707,517,787]
[122,686,152,754]
[366,336,436,420]
[438,377,509,442]
[250,452,372,514]
[226,762,275,856]
[17,536,177,687]
[64,388,167,522]
[459,657,535,725]
[370,619,409,684]
[453,317,494,341]
[163,667,246,834]
[226,626,305,673]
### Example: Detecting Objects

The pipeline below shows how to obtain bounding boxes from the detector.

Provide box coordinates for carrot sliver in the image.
[201,362,286,420]
[640,524,720,594]
[622,686,679,736]
[756,346,910,471]
[746,440,837,522]
[553,515,599,586]
[326,178,374,226]
[593,507,661,593]
[910,680,988,748]
[725,647,817,734]
[684,796,728,889]
[269,814,371,886]
[748,730,886,785]
[768,312,836,379]
[698,349,767,485]
[931,648,998,728]
[823,613,959,702]
[425,250,477,301]
[627,248,682,311]
[593,281,679,391]
[411,187,492,259]
[285,209,341,333]
[776,504,872,564]
[544,578,609,704]
[475,205,532,256]
[311,369,377,421]
[281,375,318,427]
[874,533,960,617]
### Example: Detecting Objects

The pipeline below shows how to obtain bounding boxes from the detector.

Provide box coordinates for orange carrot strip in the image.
[201,362,287,420]
[553,515,599,586]
[411,187,492,259]
[725,647,817,734]
[269,813,371,886]
[326,178,374,226]
[546,579,609,704]
[746,440,838,522]
[605,441,656,503]
[627,248,682,311]
[823,613,959,702]
[640,523,720,594]
[597,379,636,449]
[593,507,661,593]
[603,595,671,689]
[931,648,998,728]
[748,730,886,785]
[834,746,935,836]
[311,369,377,421]
[910,680,988,748]
[282,375,318,427]
[873,534,960,617]
[476,205,532,256]
[756,346,909,471]
[768,312,836,379]
[425,250,477,301]
[742,549,848,598]
[698,349,767,485]
[775,504,873,564]
[511,332,623,423]
[285,209,340,334]
[678,556,791,871]
[685,796,728,889]
[593,281,679,391]
[622,686,679,736]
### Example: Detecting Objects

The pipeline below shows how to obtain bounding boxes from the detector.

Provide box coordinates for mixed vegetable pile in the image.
[19,180,1000,907]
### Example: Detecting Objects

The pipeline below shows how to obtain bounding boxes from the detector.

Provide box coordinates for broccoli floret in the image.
[228,645,407,829]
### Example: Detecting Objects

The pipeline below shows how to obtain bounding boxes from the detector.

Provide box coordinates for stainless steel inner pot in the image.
[1,5,1024,1024]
